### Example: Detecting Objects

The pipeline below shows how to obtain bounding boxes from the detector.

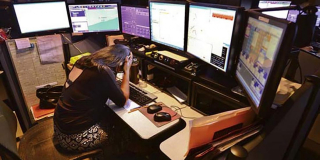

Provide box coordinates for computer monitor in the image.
[286,9,301,23]
[287,6,320,26]
[187,3,244,73]
[13,1,70,35]
[236,11,295,117]
[68,3,120,33]
[258,1,291,19]
[149,0,186,51]
[121,5,150,39]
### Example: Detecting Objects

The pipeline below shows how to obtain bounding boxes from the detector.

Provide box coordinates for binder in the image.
[187,107,255,153]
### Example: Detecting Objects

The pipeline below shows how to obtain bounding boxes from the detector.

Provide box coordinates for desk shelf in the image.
[133,51,249,115]
[143,59,194,105]
[191,81,249,115]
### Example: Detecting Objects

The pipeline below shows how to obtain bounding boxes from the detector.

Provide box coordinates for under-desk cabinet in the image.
[191,82,249,115]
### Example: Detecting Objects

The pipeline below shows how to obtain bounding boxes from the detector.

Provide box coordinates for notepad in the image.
[31,104,54,121]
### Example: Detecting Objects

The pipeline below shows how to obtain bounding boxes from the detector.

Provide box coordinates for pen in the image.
[128,105,148,113]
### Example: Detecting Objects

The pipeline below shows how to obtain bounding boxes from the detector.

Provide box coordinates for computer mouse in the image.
[154,112,171,122]
[147,104,162,114]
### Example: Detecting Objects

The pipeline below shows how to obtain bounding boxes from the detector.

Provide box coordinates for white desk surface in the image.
[107,81,187,139]
[160,107,204,160]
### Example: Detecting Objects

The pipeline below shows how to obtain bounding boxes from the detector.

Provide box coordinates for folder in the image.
[187,107,255,154]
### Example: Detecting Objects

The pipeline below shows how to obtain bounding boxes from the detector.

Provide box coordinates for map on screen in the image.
[86,9,119,30]
[69,4,120,33]
[187,5,236,71]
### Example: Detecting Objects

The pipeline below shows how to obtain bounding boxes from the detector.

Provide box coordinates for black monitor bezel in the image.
[235,10,296,118]
[120,4,151,40]
[12,0,71,37]
[67,2,121,35]
[186,2,245,75]
[149,0,188,53]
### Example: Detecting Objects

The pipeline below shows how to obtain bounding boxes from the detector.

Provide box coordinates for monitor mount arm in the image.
[298,2,318,15]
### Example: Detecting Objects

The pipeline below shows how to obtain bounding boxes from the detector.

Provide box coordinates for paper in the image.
[31,104,54,121]
[123,100,140,111]
[15,38,31,50]
[274,77,302,106]
[106,99,140,111]
[186,107,255,155]
[36,35,64,64]
[167,86,187,103]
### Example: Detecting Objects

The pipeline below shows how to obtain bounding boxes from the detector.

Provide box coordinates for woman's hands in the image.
[123,52,133,74]
[121,52,133,102]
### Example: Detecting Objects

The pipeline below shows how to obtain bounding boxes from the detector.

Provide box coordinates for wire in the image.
[171,109,178,117]
[171,105,198,119]
[298,60,303,83]
[60,34,83,54]
[286,58,292,68]
[151,90,162,94]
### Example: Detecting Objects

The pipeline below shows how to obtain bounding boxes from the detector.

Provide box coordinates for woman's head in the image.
[77,44,130,71]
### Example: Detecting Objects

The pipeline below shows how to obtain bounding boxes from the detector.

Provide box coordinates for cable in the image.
[151,90,162,94]
[171,109,178,117]
[170,105,198,119]
[298,60,303,83]
[60,34,83,54]
[285,58,292,68]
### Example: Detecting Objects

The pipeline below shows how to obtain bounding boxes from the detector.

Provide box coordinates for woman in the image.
[53,44,133,152]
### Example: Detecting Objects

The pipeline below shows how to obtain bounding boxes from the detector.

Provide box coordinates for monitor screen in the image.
[236,11,294,116]
[187,4,239,72]
[286,9,300,23]
[287,6,320,26]
[121,6,150,39]
[68,3,120,33]
[13,1,70,34]
[149,1,186,51]
[259,1,291,19]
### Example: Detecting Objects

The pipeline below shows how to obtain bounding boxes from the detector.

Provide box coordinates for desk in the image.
[107,80,205,159]
[107,80,189,140]
[160,107,203,160]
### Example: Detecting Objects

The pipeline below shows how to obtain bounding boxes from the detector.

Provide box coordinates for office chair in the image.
[0,100,103,160]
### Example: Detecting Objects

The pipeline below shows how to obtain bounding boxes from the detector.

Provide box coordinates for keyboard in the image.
[116,79,158,106]
[310,41,320,50]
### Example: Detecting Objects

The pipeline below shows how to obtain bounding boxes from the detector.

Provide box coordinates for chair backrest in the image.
[0,100,20,160]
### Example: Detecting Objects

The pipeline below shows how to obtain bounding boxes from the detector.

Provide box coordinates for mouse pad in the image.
[139,102,181,127]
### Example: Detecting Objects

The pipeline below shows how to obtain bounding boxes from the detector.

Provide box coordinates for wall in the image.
[5,37,66,116]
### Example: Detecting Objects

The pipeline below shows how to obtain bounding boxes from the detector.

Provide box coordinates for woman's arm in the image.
[121,52,133,101]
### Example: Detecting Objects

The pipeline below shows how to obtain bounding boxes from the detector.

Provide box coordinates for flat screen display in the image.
[259,1,291,19]
[68,3,120,33]
[121,6,150,39]
[13,1,70,34]
[236,16,285,108]
[187,4,237,72]
[150,1,186,51]
[287,6,320,26]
